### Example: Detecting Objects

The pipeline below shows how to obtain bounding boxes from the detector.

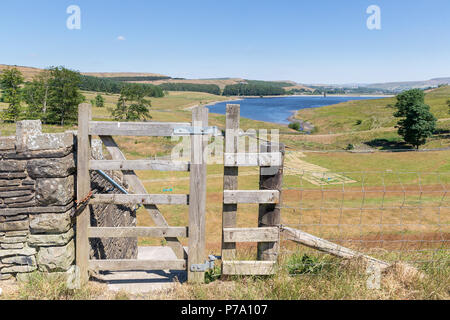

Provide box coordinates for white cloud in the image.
[117,36,126,41]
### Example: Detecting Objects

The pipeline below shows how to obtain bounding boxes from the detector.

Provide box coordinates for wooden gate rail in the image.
[221,104,285,276]
[76,103,208,285]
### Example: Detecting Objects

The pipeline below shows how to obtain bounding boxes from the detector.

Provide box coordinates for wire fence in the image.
[278,167,450,271]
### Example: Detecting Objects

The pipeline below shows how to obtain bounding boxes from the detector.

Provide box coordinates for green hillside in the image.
[295,85,450,134]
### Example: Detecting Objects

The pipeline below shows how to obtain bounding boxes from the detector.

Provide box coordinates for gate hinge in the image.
[190,255,220,272]
[173,126,221,136]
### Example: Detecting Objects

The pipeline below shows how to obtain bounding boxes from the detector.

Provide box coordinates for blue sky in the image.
[0,0,449,84]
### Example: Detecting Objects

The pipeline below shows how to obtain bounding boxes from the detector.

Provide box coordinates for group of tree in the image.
[222,83,286,96]
[79,75,164,97]
[158,83,221,95]
[393,89,437,149]
[111,83,152,121]
[1,66,84,125]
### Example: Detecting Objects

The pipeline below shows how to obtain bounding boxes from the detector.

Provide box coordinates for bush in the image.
[288,122,300,131]
[286,254,326,275]
[355,119,362,125]
[346,143,355,150]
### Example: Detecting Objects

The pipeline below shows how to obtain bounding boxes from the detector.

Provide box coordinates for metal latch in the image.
[173,126,221,136]
[190,255,220,272]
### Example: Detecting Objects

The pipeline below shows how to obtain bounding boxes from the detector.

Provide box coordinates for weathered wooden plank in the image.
[90,194,189,205]
[76,103,92,285]
[223,227,279,243]
[280,226,391,269]
[258,143,285,261]
[222,261,276,275]
[223,190,280,204]
[99,136,187,259]
[222,104,240,261]
[188,106,208,284]
[224,152,282,167]
[88,227,188,238]
[90,121,190,137]
[89,259,186,271]
[89,160,190,172]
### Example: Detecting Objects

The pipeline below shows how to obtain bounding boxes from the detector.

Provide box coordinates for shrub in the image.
[288,122,300,131]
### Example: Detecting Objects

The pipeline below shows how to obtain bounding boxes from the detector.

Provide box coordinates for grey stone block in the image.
[27,154,75,179]
[0,219,29,232]
[28,228,74,247]
[30,211,71,234]
[0,160,26,173]
[37,239,75,272]
[36,176,74,206]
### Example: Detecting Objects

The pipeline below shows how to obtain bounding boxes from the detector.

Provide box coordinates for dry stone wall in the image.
[0,120,137,281]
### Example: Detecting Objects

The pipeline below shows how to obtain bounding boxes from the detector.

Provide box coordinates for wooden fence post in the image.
[188,106,208,283]
[76,103,92,285]
[221,104,240,261]
[257,142,285,261]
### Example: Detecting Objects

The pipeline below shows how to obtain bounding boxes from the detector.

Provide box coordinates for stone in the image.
[0,215,28,223]
[0,203,74,216]
[1,243,24,249]
[0,219,29,232]
[2,255,36,266]
[36,176,74,206]
[7,200,36,208]
[0,160,26,173]
[28,228,74,247]
[21,131,74,152]
[0,137,15,151]
[0,247,36,258]
[4,231,28,237]
[30,212,71,234]
[0,172,27,179]
[27,154,76,179]
[4,195,34,205]
[0,236,27,244]
[0,273,13,281]
[0,180,21,187]
[37,239,75,272]
[0,190,31,198]
[3,148,73,160]
[1,265,37,273]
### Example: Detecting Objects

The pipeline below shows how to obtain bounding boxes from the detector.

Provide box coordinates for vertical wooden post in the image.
[76,103,92,285]
[257,142,285,261]
[221,104,240,261]
[188,106,208,283]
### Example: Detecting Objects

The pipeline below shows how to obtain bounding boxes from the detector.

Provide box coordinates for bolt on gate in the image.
[76,103,212,285]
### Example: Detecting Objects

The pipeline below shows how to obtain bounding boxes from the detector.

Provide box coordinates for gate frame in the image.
[76,103,208,285]
[221,104,285,275]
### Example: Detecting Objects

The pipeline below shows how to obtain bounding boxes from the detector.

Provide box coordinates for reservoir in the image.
[207,96,379,125]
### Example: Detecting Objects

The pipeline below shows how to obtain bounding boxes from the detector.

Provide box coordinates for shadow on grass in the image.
[365,138,412,151]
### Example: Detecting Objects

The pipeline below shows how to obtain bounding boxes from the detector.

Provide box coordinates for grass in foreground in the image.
[2,250,447,300]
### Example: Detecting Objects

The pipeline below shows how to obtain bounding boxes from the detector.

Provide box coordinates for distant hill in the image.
[363,78,450,92]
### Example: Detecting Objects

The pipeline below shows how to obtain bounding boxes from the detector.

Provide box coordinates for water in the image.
[207,96,378,125]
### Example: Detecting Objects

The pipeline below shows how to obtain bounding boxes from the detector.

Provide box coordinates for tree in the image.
[394,88,425,118]
[111,84,151,121]
[395,101,437,149]
[22,70,52,120]
[0,67,24,122]
[95,94,105,108]
[45,66,85,126]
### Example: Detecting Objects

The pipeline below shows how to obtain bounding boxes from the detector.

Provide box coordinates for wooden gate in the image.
[76,103,209,285]
[221,104,285,275]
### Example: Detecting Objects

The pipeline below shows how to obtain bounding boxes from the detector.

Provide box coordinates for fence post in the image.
[76,103,92,285]
[221,104,240,261]
[188,106,208,283]
[257,142,285,261]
